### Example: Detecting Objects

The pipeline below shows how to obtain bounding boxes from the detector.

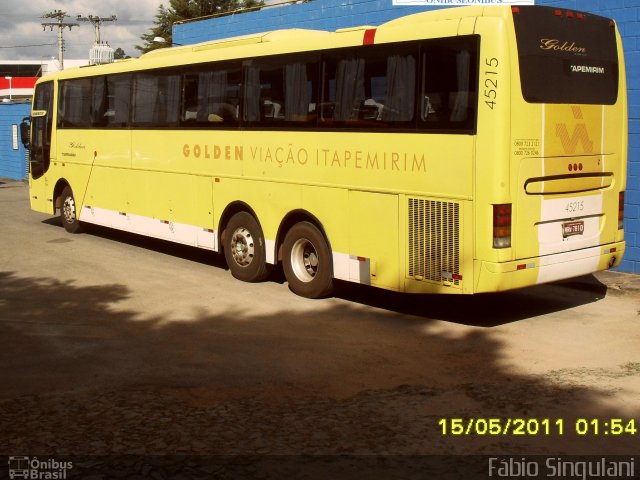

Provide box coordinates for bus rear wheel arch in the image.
[222,211,272,283]
[282,221,333,298]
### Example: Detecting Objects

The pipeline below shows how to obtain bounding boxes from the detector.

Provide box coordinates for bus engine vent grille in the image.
[408,198,460,285]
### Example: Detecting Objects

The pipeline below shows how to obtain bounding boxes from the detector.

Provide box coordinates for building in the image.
[0,59,89,100]
[0,101,30,180]
[0,59,89,182]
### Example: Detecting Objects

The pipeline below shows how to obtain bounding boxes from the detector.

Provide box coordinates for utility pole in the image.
[76,14,117,44]
[41,10,79,71]
[77,14,118,65]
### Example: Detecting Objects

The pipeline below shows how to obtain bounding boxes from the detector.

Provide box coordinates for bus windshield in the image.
[513,6,618,105]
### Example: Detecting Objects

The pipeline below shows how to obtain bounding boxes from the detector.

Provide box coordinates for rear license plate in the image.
[562,220,584,238]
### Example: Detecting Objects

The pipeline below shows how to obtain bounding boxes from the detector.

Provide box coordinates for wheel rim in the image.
[230,227,254,267]
[290,238,318,283]
[62,196,76,225]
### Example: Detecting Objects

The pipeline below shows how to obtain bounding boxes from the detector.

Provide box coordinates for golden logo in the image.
[540,39,587,55]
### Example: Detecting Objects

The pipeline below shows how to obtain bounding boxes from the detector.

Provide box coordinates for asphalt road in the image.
[1,180,639,466]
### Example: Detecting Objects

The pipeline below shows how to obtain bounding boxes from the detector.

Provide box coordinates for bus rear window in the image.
[513,6,618,105]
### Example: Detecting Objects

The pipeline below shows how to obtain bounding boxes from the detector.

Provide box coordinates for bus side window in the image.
[243,56,317,125]
[132,72,181,127]
[320,47,416,127]
[182,65,241,126]
[58,78,92,128]
[420,36,478,132]
[244,64,285,123]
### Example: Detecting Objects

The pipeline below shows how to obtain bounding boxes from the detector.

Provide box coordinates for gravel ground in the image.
[1,181,639,479]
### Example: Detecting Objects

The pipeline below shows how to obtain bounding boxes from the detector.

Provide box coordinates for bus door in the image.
[27,80,54,212]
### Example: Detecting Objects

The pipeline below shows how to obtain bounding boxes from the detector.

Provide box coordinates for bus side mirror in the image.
[19,117,30,148]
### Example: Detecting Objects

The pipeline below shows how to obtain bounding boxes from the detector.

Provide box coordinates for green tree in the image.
[113,48,130,60]
[136,0,263,53]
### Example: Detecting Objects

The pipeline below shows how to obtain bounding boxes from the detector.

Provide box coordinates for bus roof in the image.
[42,5,532,81]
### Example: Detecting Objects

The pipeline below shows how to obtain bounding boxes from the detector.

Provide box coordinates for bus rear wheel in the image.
[59,186,83,234]
[282,222,333,298]
[223,212,272,282]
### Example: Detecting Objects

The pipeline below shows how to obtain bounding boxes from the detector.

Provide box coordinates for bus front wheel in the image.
[223,212,272,282]
[282,222,333,298]
[60,186,83,234]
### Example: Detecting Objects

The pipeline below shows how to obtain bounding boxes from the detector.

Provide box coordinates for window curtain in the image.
[450,50,470,122]
[158,75,181,124]
[197,71,227,122]
[243,66,261,122]
[382,54,416,122]
[91,78,106,126]
[107,76,130,126]
[333,58,365,121]
[133,75,157,123]
[284,63,310,121]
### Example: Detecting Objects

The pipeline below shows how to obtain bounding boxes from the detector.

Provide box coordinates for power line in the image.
[0,43,56,49]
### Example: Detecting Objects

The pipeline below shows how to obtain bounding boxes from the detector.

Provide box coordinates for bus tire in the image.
[223,212,272,282]
[60,186,83,234]
[282,222,333,298]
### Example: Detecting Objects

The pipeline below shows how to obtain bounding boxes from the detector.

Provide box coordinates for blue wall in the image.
[174,0,640,274]
[173,0,447,45]
[0,102,30,180]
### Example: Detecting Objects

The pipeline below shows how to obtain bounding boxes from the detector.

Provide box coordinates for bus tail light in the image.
[493,204,512,249]
[619,191,625,230]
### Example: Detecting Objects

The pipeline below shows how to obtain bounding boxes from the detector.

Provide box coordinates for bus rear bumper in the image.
[474,242,625,293]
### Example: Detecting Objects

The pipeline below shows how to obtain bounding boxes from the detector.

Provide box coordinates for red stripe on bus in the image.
[363,29,376,45]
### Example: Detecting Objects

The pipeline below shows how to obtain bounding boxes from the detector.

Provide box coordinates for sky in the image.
[0,0,164,62]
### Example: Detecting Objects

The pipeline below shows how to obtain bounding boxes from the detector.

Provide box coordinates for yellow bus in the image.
[23,5,626,298]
